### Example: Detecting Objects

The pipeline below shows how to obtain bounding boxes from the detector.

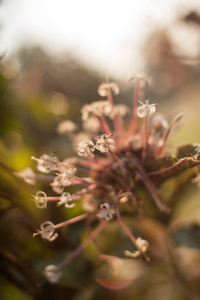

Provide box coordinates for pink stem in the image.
[54,213,89,230]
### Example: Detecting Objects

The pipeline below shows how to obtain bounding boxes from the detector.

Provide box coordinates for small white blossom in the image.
[57,120,77,134]
[32,191,47,209]
[98,82,119,97]
[57,192,75,208]
[97,203,115,221]
[91,101,112,117]
[44,265,62,283]
[51,169,76,193]
[124,237,149,259]
[152,113,169,129]
[14,167,36,185]
[109,104,130,119]
[95,134,115,153]
[81,104,92,121]
[83,116,100,132]
[33,221,58,242]
[31,154,59,173]
[137,100,156,118]
[77,140,95,157]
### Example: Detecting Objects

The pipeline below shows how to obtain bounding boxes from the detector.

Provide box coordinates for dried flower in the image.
[32,191,47,209]
[95,134,115,153]
[97,203,115,221]
[57,192,75,208]
[14,167,36,185]
[137,100,156,118]
[31,154,59,173]
[124,237,149,259]
[33,221,58,241]
[44,265,61,283]
[83,116,100,132]
[91,100,112,117]
[57,120,77,134]
[51,169,75,193]
[109,104,130,119]
[98,82,119,97]
[77,140,95,157]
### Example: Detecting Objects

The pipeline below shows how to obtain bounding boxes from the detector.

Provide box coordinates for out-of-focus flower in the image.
[14,167,36,185]
[109,104,130,119]
[77,140,95,157]
[98,82,119,97]
[137,100,156,118]
[51,169,76,193]
[152,113,169,129]
[91,101,112,117]
[57,192,75,208]
[44,265,62,283]
[31,154,59,173]
[32,191,47,209]
[95,134,115,153]
[97,203,115,221]
[83,116,100,132]
[33,221,58,241]
[57,120,77,134]
[124,237,149,258]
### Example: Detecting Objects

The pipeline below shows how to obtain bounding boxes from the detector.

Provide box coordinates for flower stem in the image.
[54,213,89,230]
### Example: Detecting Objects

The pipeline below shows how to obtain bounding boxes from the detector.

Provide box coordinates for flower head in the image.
[32,191,47,209]
[31,154,59,173]
[51,168,76,193]
[137,99,156,118]
[94,134,115,153]
[97,203,115,221]
[98,82,119,97]
[124,237,149,259]
[44,265,62,283]
[57,192,75,208]
[14,167,36,185]
[33,221,58,241]
[57,120,77,134]
[77,140,95,157]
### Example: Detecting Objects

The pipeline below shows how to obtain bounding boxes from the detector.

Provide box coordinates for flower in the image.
[124,237,149,259]
[57,192,75,208]
[109,104,130,119]
[152,113,169,129]
[137,100,156,118]
[14,167,36,185]
[33,221,58,241]
[32,191,47,209]
[31,154,59,173]
[97,82,119,97]
[44,265,62,283]
[77,140,95,157]
[91,101,112,117]
[97,203,115,221]
[83,116,100,132]
[51,169,76,193]
[94,134,115,153]
[57,120,77,134]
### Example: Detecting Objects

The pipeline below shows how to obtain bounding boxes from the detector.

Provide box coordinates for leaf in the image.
[176,143,200,159]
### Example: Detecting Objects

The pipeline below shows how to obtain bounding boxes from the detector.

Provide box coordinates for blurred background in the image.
[1,0,200,299]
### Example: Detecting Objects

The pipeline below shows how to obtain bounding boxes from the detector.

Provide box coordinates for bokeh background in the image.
[1,0,200,299]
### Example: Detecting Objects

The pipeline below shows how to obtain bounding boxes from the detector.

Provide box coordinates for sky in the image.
[0,0,199,78]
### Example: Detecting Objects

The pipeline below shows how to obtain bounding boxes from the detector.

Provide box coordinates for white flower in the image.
[91,101,112,117]
[98,82,119,97]
[137,100,156,118]
[109,104,130,119]
[51,169,76,194]
[97,203,115,221]
[77,140,95,157]
[14,167,36,185]
[152,113,168,129]
[31,154,59,173]
[32,191,47,209]
[95,134,115,153]
[57,192,75,208]
[44,265,62,283]
[83,116,100,132]
[81,104,92,121]
[124,237,149,258]
[57,120,77,134]
[33,221,58,242]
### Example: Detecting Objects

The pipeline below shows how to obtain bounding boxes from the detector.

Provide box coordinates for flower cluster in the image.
[17,75,200,286]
